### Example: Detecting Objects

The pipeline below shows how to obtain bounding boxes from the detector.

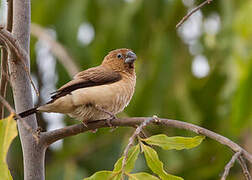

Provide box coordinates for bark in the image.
[8,0,45,179]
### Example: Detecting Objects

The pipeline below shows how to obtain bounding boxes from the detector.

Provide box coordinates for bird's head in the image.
[102,48,137,74]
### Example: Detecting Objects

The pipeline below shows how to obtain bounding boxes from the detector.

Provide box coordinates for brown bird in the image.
[19,48,137,126]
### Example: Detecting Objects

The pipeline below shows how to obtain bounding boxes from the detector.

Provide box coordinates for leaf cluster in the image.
[85,134,204,180]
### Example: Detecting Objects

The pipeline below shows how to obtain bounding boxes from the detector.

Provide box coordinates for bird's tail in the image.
[18,107,38,118]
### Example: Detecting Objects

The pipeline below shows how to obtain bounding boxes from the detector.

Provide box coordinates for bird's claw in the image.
[106,117,113,128]
[106,115,118,131]
[94,104,117,128]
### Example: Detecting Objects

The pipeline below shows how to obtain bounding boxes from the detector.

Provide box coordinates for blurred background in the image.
[1,0,252,179]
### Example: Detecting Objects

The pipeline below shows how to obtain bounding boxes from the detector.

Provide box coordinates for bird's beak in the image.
[125,51,137,64]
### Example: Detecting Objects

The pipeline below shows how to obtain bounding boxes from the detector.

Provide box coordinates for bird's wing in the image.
[49,66,121,102]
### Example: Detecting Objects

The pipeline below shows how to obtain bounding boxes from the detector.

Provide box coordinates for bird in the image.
[18,48,137,126]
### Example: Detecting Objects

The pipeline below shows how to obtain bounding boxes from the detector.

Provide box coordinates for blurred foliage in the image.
[1,0,252,179]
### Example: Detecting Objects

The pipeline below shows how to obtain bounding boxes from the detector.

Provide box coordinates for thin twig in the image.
[121,116,156,178]
[238,155,252,180]
[0,0,13,119]
[221,150,242,180]
[0,27,39,96]
[0,95,39,142]
[176,0,213,28]
[0,95,15,114]
[0,47,9,118]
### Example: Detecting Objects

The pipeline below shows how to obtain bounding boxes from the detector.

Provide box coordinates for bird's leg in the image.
[94,105,116,127]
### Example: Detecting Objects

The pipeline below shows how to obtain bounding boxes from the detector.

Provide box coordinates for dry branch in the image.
[0,47,9,118]
[0,95,15,114]
[238,156,252,180]
[0,26,39,96]
[121,117,154,176]
[0,95,39,142]
[221,151,242,180]
[176,0,213,28]
[0,0,13,119]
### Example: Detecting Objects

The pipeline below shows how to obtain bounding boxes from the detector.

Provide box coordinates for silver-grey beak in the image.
[125,51,137,64]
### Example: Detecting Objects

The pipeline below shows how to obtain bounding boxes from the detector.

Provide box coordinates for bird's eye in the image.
[117,53,123,59]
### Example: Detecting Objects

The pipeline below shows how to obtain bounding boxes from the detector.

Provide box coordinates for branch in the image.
[0,26,28,62]
[40,117,252,165]
[30,23,80,77]
[0,0,13,119]
[176,0,213,28]
[0,95,15,114]
[238,156,252,180]
[0,47,9,118]
[0,95,39,142]
[121,117,154,177]
[0,26,39,96]
[221,151,242,180]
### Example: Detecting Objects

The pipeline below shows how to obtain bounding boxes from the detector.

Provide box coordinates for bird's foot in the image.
[94,105,117,128]
[106,117,114,128]
[106,116,118,131]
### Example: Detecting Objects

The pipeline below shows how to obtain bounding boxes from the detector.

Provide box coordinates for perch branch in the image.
[176,0,213,28]
[40,117,252,166]
[30,23,80,77]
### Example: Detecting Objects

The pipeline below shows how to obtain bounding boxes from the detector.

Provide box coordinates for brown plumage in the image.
[19,48,137,125]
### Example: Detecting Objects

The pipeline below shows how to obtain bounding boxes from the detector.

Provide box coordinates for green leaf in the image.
[128,172,159,180]
[142,134,205,150]
[85,145,140,180]
[0,114,18,180]
[83,171,121,180]
[113,144,140,173]
[113,156,123,172]
[141,143,183,180]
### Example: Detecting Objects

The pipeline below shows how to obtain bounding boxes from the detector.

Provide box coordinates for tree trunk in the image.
[8,0,45,179]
